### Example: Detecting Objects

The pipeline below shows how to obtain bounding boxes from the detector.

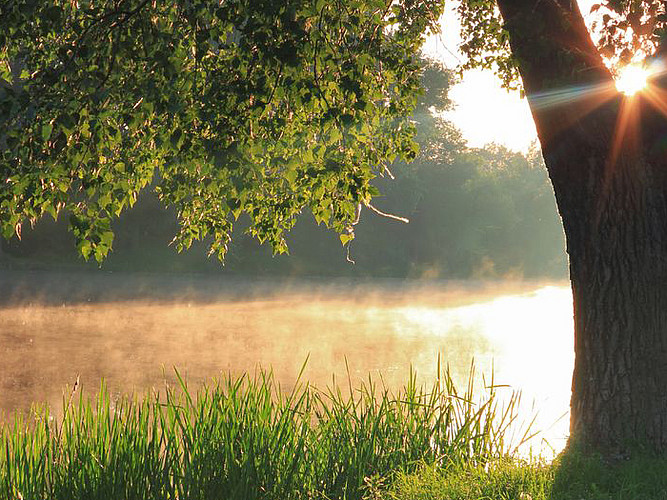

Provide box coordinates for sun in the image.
[615,64,650,96]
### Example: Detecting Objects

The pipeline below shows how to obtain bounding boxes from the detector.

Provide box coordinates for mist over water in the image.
[0,270,573,455]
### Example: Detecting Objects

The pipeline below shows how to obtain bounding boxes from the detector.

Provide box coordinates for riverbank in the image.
[4,368,665,500]
[1,367,527,500]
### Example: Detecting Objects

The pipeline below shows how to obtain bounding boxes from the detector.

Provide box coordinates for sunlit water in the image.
[0,272,573,457]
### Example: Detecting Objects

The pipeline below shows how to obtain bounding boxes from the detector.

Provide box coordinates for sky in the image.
[427,1,596,152]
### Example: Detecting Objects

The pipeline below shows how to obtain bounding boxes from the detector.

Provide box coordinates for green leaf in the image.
[100,230,114,247]
[78,240,92,260]
[170,128,183,150]
[41,123,53,142]
[339,232,354,245]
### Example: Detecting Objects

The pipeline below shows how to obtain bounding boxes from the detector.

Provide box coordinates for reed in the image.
[1,363,530,500]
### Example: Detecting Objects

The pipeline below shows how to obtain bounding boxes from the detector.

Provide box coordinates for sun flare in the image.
[615,64,650,96]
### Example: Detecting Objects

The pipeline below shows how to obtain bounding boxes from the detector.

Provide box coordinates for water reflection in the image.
[0,273,573,456]
[398,286,574,454]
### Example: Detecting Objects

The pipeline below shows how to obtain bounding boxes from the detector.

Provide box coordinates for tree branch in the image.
[495,0,615,146]
[496,0,612,92]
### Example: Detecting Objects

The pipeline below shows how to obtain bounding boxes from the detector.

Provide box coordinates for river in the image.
[0,270,573,456]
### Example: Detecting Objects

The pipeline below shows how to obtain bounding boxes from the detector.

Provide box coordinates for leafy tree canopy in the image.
[3,60,565,280]
[457,0,667,89]
[0,0,444,262]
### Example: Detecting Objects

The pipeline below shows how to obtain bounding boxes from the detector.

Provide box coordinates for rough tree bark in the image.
[496,0,667,453]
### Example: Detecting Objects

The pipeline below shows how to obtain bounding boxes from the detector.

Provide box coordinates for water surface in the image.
[0,271,573,455]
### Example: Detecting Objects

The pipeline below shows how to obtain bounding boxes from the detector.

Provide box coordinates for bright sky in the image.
[425,1,596,152]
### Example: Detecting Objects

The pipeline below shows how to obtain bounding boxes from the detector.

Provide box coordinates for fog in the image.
[0,48,574,460]
[1,269,573,455]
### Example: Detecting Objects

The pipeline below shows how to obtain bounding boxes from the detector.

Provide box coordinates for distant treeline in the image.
[0,60,567,279]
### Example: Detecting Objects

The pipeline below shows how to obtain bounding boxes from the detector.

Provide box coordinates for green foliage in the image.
[0,58,566,279]
[456,0,520,90]
[0,0,445,262]
[457,0,667,85]
[323,142,565,279]
[414,58,456,113]
[1,365,524,500]
[590,0,667,63]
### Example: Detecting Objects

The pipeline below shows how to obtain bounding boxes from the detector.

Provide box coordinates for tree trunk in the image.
[496,0,667,453]
[559,101,667,453]
[570,187,667,452]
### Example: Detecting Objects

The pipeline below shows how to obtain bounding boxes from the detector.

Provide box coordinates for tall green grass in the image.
[1,363,531,500]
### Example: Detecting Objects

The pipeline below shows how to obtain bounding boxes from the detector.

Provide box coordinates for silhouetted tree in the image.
[460,0,667,453]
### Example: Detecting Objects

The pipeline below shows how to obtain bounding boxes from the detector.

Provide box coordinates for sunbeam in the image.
[597,58,667,222]
[616,64,651,96]
[641,86,667,117]
[606,93,642,188]
[528,82,616,112]
[526,80,617,142]
[638,59,667,117]
[609,59,667,167]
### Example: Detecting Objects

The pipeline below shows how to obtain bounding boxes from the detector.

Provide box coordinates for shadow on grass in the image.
[549,443,667,500]
[383,445,667,500]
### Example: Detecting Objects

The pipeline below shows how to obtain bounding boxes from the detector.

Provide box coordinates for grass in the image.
[6,363,665,500]
[1,362,528,500]
[548,445,667,500]
[378,443,667,500]
[372,458,553,500]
